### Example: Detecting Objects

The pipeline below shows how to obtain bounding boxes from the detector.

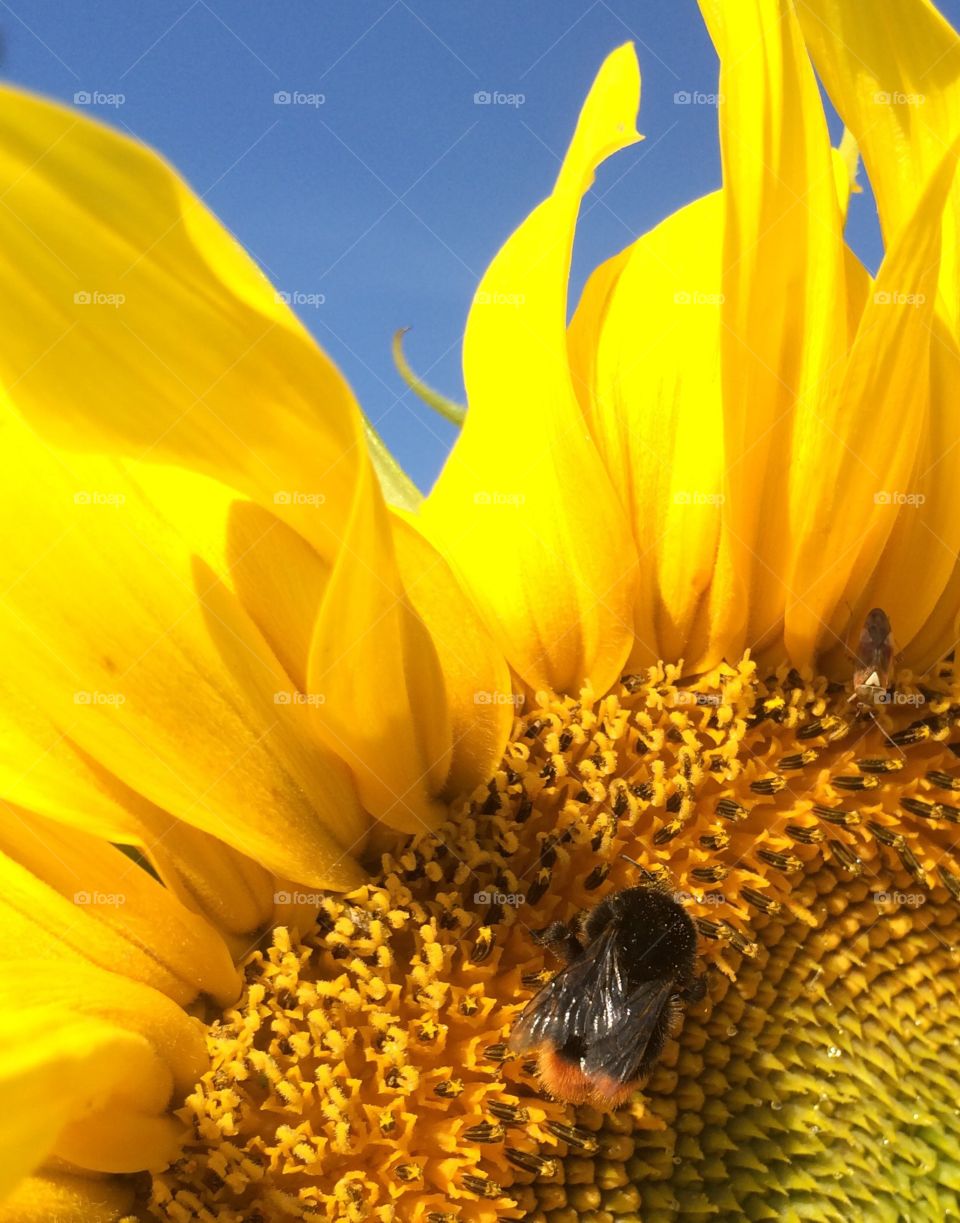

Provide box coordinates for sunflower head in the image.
[137,657,960,1221]
[4,0,960,1220]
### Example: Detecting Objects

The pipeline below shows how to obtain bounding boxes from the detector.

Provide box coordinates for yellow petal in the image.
[231,494,450,846]
[853,316,960,671]
[148,821,277,939]
[0,1169,135,1223]
[0,809,239,1006]
[796,3,960,666]
[392,512,513,797]
[0,681,277,937]
[566,246,631,422]
[0,1011,167,1195]
[420,45,642,695]
[308,454,451,833]
[271,876,322,940]
[901,314,960,670]
[568,193,724,667]
[0,838,214,1008]
[832,128,861,219]
[0,415,366,891]
[0,960,205,1193]
[798,0,960,323]
[0,85,355,558]
[784,140,960,662]
[55,1108,185,1176]
[697,0,849,663]
[0,669,162,846]
[910,551,960,675]
[0,86,450,840]
[227,501,331,695]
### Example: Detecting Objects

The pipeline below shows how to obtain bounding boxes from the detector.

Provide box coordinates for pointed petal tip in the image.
[591,40,643,142]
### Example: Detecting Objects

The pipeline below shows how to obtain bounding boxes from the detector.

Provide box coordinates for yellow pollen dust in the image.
[148,654,960,1222]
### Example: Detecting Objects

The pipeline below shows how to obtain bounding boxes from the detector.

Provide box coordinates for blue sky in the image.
[5,1,960,490]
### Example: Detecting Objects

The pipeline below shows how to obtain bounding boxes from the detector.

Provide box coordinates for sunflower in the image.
[4,0,960,1220]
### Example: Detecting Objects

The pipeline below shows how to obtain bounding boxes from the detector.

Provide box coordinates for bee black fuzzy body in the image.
[510,885,705,1108]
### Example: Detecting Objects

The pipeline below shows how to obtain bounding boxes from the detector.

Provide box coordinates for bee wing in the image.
[509,922,623,1054]
[580,976,675,1083]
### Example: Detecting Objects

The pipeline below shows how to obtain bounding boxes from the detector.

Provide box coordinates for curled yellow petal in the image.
[0,85,356,555]
[227,501,332,695]
[392,512,513,797]
[0,670,166,847]
[0,412,367,891]
[148,820,278,940]
[421,44,642,696]
[0,85,451,845]
[0,809,239,1006]
[0,961,206,1194]
[0,1011,167,1195]
[308,454,451,834]
[697,0,849,664]
[0,686,278,940]
[785,139,960,663]
[798,0,960,302]
[569,193,724,668]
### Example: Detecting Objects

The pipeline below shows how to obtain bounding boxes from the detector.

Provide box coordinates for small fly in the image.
[848,607,895,708]
[847,607,901,752]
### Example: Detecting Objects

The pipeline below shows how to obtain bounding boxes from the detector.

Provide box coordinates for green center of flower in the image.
[147,655,960,1221]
